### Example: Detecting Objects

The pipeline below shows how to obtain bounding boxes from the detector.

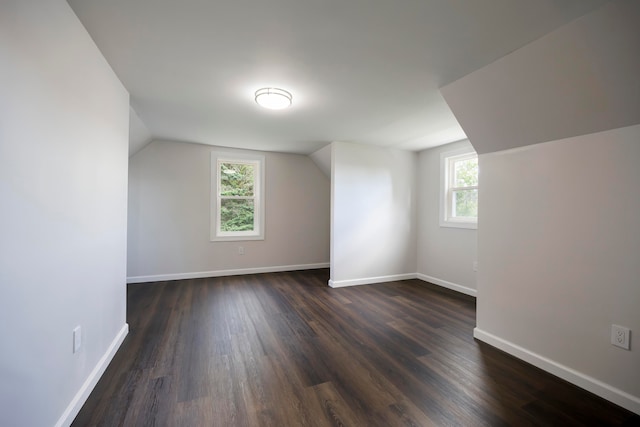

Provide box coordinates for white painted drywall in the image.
[129,107,152,157]
[477,124,640,412]
[127,140,330,280]
[0,1,129,426]
[441,0,640,154]
[330,142,417,286]
[417,140,477,294]
[309,144,331,178]
[440,0,640,411]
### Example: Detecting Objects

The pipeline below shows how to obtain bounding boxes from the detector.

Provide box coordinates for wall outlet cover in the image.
[73,326,82,353]
[611,324,630,350]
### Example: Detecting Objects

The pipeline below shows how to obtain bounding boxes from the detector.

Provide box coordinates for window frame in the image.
[439,147,478,229]
[210,151,265,241]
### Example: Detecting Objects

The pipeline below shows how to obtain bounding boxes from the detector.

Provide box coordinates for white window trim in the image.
[439,147,478,229]
[210,151,265,241]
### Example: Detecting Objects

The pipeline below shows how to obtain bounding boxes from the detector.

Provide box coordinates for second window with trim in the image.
[440,148,478,229]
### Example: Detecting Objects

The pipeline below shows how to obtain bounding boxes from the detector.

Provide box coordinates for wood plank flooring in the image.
[72,269,639,426]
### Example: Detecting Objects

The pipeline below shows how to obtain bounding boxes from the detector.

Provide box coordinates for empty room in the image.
[1,0,639,426]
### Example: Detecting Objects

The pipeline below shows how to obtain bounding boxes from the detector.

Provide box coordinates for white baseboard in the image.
[327,273,477,299]
[55,323,129,427]
[127,262,329,284]
[328,273,416,288]
[416,273,477,297]
[473,328,640,415]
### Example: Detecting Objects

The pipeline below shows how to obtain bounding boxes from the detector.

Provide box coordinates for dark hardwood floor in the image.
[72,269,639,426]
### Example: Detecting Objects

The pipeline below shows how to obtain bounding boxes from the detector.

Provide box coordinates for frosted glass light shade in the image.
[255,88,292,110]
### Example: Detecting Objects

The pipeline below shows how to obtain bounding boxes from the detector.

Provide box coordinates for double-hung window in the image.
[210,151,265,241]
[440,148,478,229]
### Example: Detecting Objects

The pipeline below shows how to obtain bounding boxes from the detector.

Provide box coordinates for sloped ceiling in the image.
[442,0,639,154]
[68,0,610,154]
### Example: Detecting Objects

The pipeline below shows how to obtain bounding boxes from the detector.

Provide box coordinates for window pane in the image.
[454,158,478,187]
[453,189,478,218]
[220,199,254,231]
[220,163,254,196]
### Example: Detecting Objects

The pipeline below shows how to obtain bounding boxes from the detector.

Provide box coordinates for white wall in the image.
[439,0,640,413]
[129,106,152,157]
[309,144,331,178]
[0,1,129,426]
[330,142,417,287]
[127,140,330,281]
[476,125,640,413]
[442,0,640,154]
[417,140,477,295]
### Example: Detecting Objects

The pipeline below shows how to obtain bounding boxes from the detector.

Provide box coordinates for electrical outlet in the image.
[611,324,630,350]
[73,326,82,353]
[238,246,244,255]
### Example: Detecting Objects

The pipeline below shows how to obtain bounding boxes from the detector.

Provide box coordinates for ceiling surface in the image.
[67,0,610,154]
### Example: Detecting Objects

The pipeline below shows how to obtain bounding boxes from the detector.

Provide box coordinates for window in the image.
[210,152,265,241]
[440,148,478,229]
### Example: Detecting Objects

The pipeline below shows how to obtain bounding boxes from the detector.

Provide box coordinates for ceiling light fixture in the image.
[255,87,292,110]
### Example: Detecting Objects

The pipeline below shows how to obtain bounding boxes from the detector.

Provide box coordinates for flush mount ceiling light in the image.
[254,87,292,110]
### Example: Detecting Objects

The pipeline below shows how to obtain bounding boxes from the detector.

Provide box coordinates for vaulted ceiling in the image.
[67,0,610,154]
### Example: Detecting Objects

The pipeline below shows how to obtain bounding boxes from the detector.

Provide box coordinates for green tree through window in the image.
[452,157,478,218]
[210,152,265,241]
[220,163,255,232]
[440,147,478,229]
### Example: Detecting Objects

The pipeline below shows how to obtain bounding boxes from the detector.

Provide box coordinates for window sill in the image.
[210,234,264,242]
[439,220,477,230]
